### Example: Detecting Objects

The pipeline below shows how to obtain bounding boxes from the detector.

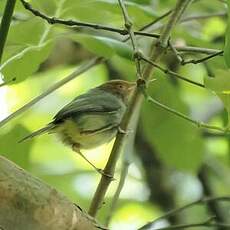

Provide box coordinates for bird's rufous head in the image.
[98,80,136,104]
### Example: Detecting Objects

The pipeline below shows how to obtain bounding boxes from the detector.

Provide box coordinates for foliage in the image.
[0,0,230,229]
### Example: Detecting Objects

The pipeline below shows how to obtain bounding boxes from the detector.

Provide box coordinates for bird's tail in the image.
[18,123,55,143]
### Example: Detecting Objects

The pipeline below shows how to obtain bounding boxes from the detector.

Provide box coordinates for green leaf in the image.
[1,41,53,83]
[30,0,59,15]
[6,18,47,45]
[0,6,58,83]
[204,69,230,125]
[70,34,132,59]
[61,0,156,28]
[0,124,33,169]
[141,73,204,172]
[224,0,230,67]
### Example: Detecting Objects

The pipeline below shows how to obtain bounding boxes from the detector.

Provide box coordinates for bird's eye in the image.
[119,85,123,89]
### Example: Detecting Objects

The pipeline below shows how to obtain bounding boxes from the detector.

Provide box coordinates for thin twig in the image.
[168,41,184,63]
[20,0,160,40]
[138,196,230,230]
[146,95,228,133]
[0,57,103,127]
[173,46,222,55]
[142,217,230,230]
[0,0,17,63]
[149,11,227,34]
[118,0,142,78]
[134,31,159,38]
[20,0,224,60]
[141,55,205,88]
[140,10,173,32]
[182,50,224,65]
[123,10,172,42]
[198,166,227,228]
[20,0,126,34]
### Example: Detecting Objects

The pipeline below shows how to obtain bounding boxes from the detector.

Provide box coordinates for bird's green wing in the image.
[75,111,122,135]
[53,89,125,125]
[79,122,119,136]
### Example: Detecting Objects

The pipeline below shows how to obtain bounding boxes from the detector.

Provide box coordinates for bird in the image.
[19,80,136,175]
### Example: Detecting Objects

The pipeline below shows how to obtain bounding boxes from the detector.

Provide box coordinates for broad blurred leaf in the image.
[70,34,132,59]
[0,124,33,169]
[224,0,230,67]
[141,73,204,172]
[205,69,230,125]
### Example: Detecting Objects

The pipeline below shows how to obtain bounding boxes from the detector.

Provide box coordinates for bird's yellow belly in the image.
[54,119,117,149]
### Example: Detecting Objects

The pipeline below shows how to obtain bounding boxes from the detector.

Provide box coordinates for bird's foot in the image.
[96,168,114,180]
[118,127,133,135]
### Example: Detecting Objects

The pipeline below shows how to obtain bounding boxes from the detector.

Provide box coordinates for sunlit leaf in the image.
[1,41,53,83]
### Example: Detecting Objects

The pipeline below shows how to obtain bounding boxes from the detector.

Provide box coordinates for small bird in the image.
[19,80,136,174]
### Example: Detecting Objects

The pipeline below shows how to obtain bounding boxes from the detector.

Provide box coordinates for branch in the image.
[0,156,106,230]
[88,0,143,217]
[0,0,17,62]
[198,165,227,229]
[181,50,224,65]
[20,0,126,34]
[139,196,230,230]
[175,46,222,55]
[149,10,227,34]
[168,40,184,63]
[159,0,193,48]
[20,0,160,40]
[88,0,194,218]
[146,95,229,133]
[0,57,103,128]
[105,159,130,226]
[141,55,205,88]
[142,217,230,230]
[123,9,172,42]
[118,0,142,78]
[139,10,172,32]
[103,1,139,224]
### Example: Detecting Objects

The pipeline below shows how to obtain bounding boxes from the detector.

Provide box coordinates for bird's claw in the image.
[118,127,133,134]
[96,168,114,180]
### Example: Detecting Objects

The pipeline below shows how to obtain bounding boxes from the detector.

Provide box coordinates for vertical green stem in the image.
[88,0,193,218]
[0,0,17,63]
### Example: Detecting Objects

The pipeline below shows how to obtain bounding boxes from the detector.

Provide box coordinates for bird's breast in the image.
[54,117,119,150]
